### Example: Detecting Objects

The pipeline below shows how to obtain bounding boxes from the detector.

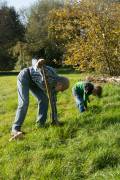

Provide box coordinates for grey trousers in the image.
[12,68,48,132]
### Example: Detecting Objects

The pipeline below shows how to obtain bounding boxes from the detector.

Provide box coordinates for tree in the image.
[0,4,25,70]
[0,5,25,48]
[26,0,64,65]
[48,0,120,75]
[79,0,120,75]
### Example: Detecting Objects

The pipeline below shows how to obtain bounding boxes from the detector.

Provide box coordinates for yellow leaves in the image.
[48,0,120,75]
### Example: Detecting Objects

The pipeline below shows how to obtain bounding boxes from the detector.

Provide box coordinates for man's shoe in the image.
[37,123,45,128]
[9,131,24,141]
[51,121,64,126]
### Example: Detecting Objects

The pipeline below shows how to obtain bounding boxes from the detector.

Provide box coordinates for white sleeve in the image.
[32,59,38,66]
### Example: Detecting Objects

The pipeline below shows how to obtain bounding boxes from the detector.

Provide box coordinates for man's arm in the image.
[41,65,59,124]
[49,89,58,123]
[33,59,59,123]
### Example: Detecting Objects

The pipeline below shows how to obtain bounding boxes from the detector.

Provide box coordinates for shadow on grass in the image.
[42,151,64,161]
[57,122,80,143]
[115,137,120,148]
[104,103,120,111]
[101,116,120,129]
[79,104,120,131]
[34,120,81,146]
[90,150,120,173]
[74,105,102,129]
[88,105,102,114]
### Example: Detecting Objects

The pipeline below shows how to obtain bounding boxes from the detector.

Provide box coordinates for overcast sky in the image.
[4,0,38,11]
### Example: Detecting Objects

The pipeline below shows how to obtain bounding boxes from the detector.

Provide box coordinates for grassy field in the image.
[0,73,120,180]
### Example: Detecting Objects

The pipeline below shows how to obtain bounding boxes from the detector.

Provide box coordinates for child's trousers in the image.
[12,68,48,132]
[72,88,85,112]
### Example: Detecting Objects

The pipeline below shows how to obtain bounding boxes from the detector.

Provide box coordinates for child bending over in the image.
[72,80,102,112]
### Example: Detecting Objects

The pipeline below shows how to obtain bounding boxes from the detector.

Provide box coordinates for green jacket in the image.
[73,81,94,108]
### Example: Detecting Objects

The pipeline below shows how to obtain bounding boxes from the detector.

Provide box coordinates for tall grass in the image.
[0,74,120,179]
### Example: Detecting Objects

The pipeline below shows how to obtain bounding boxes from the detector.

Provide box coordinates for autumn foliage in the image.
[48,0,120,75]
[0,0,119,74]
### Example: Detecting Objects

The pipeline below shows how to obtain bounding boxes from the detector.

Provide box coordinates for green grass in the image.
[0,74,120,180]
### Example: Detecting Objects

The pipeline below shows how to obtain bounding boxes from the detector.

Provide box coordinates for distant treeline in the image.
[0,0,120,75]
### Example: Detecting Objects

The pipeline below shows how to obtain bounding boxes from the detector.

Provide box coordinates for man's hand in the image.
[84,107,88,111]
[36,59,45,68]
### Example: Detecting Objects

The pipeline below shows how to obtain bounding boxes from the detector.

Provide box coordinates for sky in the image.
[3,0,38,11]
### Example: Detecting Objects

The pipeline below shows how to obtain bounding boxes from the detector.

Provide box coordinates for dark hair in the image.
[57,76,70,90]
[84,82,94,94]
